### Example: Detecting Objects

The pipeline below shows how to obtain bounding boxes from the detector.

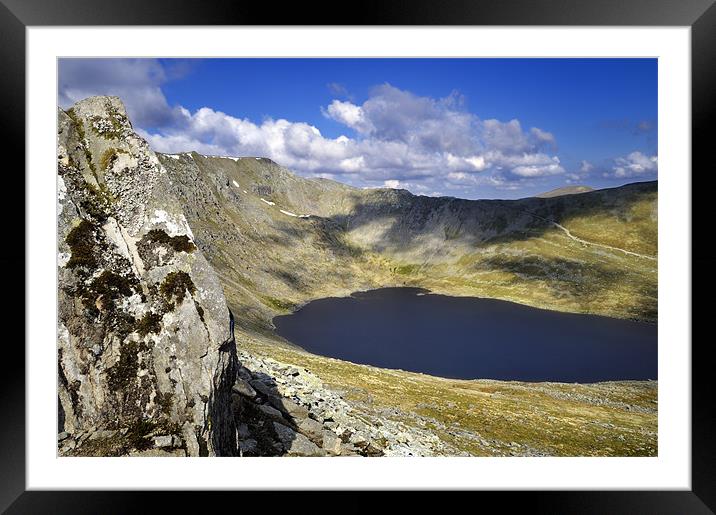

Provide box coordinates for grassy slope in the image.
[243,332,657,456]
[160,154,658,456]
[391,222,657,322]
[351,182,657,322]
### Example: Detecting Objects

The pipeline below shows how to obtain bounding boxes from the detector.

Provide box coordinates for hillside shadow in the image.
[265,269,309,292]
[474,254,634,297]
[265,181,657,263]
[208,309,240,456]
[207,312,309,457]
[232,365,363,457]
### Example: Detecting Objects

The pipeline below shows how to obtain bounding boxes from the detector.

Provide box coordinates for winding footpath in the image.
[523,211,657,261]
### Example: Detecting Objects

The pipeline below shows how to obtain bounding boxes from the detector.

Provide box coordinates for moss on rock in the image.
[136,312,163,337]
[65,220,98,270]
[65,107,96,174]
[99,147,126,171]
[107,340,141,392]
[140,229,196,253]
[160,271,196,305]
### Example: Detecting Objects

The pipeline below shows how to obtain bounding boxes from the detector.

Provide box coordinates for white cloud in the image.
[579,160,594,173]
[565,160,594,183]
[327,82,351,98]
[511,163,564,177]
[140,94,566,183]
[481,119,530,152]
[59,61,568,196]
[383,180,401,189]
[610,151,658,178]
[323,100,373,134]
[339,156,366,173]
[446,153,487,172]
[488,152,565,177]
[530,127,557,148]
[58,58,190,128]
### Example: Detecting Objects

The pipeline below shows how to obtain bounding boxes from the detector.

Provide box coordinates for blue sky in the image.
[58,58,657,199]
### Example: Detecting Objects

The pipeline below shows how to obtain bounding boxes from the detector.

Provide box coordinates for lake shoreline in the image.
[273,287,658,383]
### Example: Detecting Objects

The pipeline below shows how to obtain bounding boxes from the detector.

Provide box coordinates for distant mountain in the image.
[536,185,594,198]
[156,152,656,328]
[57,96,658,458]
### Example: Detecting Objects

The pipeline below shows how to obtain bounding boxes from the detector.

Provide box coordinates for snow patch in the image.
[57,176,67,216]
[103,218,133,261]
[165,154,180,160]
[232,180,240,188]
[58,252,70,267]
[121,293,146,317]
[260,198,275,206]
[149,209,195,238]
[58,175,67,200]
[280,209,298,217]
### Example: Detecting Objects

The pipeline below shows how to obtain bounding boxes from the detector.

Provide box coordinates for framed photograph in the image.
[5,0,714,511]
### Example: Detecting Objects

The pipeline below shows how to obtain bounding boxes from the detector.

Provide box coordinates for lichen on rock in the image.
[57,96,239,456]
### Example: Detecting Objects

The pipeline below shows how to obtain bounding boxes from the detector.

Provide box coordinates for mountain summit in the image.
[57,97,658,457]
[536,185,595,198]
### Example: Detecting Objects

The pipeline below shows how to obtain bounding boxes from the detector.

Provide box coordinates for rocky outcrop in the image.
[233,351,452,457]
[157,151,657,327]
[56,95,658,458]
[57,96,239,456]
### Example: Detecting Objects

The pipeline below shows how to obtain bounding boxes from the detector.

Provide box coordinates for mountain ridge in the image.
[157,151,657,330]
[57,96,658,457]
[535,185,595,198]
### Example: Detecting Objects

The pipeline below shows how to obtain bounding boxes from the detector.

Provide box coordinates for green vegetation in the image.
[443,224,461,240]
[107,340,141,392]
[64,417,186,457]
[99,147,127,171]
[486,214,508,233]
[136,229,197,270]
[136,312,163,337]
[65,108,96,174]
[79,270,138,321]
[156,392,174,416]
[124,419,157,451]
[88,270,135,301]
[90,106,128,140]
[59,160,115,222]
[243,335,657,457]
[160,271,196,304]
[559,190,657,256]
[81,182,114,221]
[261,296,296,312]
[140,229,196,253]
[65,220,97,269]
[65,108,85,141]
[394,264,420,275]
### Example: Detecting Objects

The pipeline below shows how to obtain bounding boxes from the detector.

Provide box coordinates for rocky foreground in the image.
[58,350,447,457]
[57,96,657,457]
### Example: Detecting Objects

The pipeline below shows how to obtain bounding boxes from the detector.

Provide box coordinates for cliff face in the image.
[157,152,657,327]
[55,96,658,458]
[57,97,238,456]
[152,152,657,457]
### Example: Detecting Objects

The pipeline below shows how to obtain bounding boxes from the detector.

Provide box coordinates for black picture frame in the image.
[2,0,713,511]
